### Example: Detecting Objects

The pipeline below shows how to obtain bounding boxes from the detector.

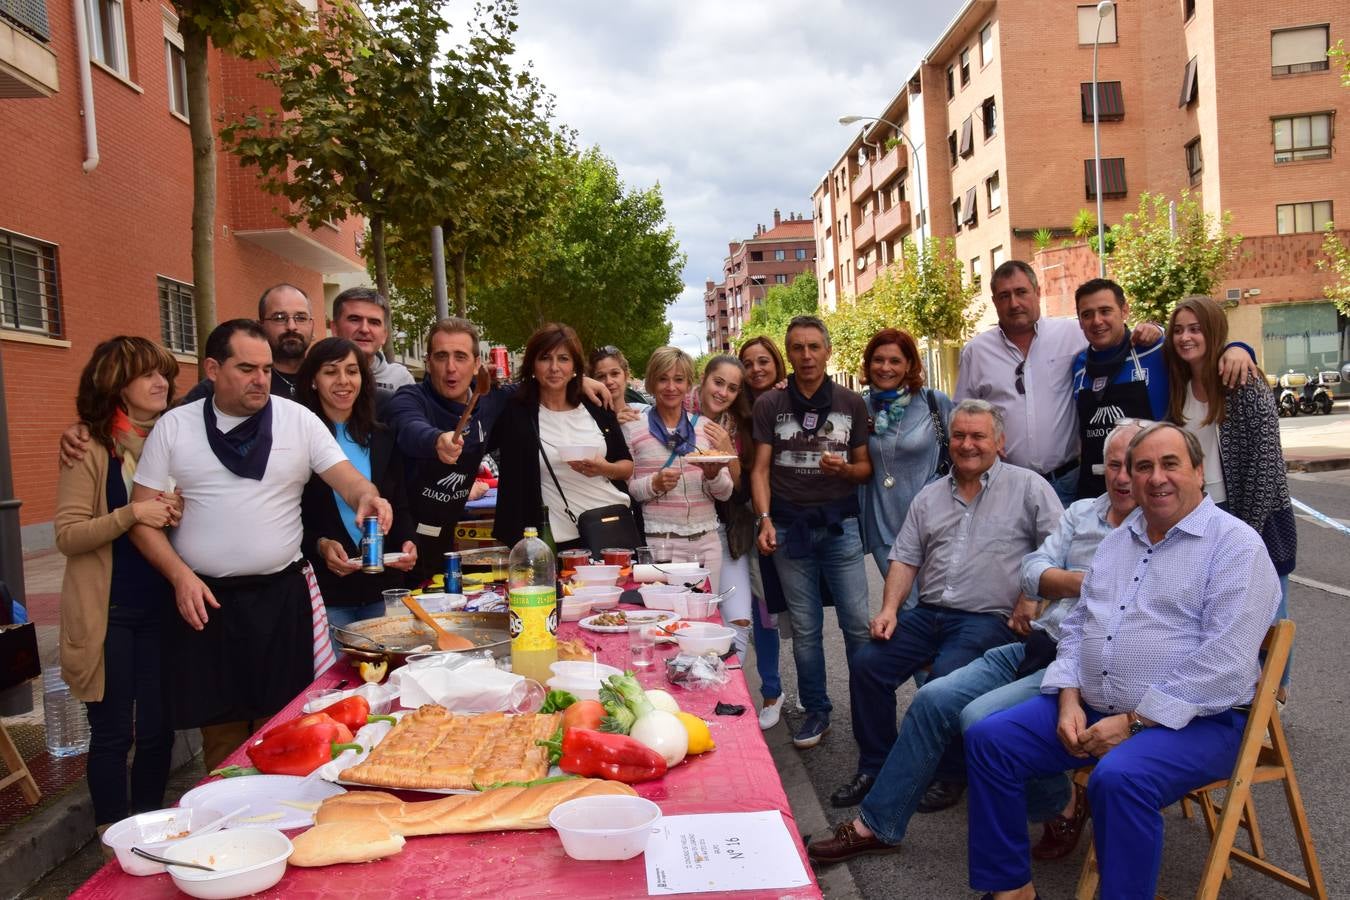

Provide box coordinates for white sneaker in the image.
[759,697,782,730]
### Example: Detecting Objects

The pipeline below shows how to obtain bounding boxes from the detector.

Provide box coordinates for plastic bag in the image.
[664,651,731,690]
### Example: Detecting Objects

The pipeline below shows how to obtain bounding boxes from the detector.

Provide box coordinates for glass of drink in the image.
[558,549,592,579]
[635,546,654,565]
[602,547,633,568]
[382,588,411,617]
[628,624,656,668]
[651,539,674,564]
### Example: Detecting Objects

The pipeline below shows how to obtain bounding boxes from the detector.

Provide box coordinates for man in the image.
[129,320,391,771]
[751,315,873,749]
[829,399,1061,808]
[329,286,414,392]
[964,422,1280,900]
[810,420,1142,866]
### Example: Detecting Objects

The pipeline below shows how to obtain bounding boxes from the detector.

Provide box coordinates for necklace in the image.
[871,389,910,488]
[273,368,297,397]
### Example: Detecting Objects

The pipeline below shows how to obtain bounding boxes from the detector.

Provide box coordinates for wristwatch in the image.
[1127,711,1148,736]
[755,513,772,527]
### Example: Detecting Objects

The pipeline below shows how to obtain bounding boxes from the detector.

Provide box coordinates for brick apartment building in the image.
[815,0,1349,379]
[0,0,366,548]
[704,210,816,352]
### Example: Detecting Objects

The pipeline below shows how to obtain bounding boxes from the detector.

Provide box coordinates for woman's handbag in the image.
[925,389,952,477]
[538,448,642,554]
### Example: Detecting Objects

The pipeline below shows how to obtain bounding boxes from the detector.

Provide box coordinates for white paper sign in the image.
[644,811,812,895]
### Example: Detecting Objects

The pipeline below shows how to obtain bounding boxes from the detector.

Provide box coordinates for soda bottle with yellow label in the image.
[507,526,557,682]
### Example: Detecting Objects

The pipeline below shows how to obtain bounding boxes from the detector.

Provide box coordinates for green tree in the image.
[1330,39,1350,87]
[468,147,684,367]
[1317,225,1350,317]
[175,0,309,357]
[1107,190,1242,325]
[738,273,818,346]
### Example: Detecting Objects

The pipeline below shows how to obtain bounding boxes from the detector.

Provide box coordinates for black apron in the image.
[407,448,484,583]
[1075,347,1151,499]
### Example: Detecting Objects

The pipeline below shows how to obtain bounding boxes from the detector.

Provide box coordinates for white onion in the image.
[644,689,681,714]
[629,710,688,767]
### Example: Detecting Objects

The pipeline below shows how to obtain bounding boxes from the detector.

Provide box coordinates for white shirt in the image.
[537,405,629,543]
[955,317,1085,473]
[1180,389,1226,503]
[135,397,348,577]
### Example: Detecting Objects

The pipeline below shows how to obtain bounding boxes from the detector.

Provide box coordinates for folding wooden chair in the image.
[0,721,41,805]
[1073,620,1326,899]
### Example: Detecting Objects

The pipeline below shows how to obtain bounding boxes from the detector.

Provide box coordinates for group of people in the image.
[52,260,1296,898]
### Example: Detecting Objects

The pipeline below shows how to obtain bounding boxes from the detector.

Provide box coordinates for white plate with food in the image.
[578,610,678,633]
[179,775,346,831]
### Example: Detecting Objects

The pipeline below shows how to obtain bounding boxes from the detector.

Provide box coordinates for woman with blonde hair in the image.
[56,336,181,830]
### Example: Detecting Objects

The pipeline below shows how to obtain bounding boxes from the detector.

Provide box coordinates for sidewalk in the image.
[1279,405,1350,472]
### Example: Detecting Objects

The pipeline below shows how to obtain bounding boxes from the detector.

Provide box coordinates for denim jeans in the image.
[771,516,871,715]
[752,551,785,701]
[849,604,1015,775]
[1048,465,1079,509]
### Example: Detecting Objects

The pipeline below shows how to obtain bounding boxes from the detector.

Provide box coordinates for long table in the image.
[74,612,823,899]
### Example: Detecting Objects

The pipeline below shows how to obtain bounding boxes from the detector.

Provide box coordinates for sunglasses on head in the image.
[1015,360,1026,395]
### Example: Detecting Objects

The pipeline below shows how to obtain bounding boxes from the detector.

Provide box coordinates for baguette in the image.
[315,779,638,835]
[289,821,406,867]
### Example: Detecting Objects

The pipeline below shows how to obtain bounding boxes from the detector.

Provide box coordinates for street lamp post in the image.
[837,115,925,248]
[1091,0,1115,278]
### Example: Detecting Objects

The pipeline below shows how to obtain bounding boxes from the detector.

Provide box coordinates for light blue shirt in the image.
[1042,497,1280,729]
[1019,494,1115,642]
[333,423,371,546]
[860,388,953,555]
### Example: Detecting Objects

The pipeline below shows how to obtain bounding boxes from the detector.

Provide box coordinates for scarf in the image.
[1084,334,1133,399]
[786,374,834,436]
[203,399,273,481]
[869,388,912,434]
[109,407,153,495]
[648,406,698,456]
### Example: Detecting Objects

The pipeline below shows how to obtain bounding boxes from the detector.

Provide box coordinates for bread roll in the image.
[289,821,406,867]
[316,778,638,835]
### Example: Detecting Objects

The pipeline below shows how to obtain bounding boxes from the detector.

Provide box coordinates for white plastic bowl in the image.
[549,660,624,680]
[560,599,593,622]
[675,622,736,656]
[547,674,606,701]
[102,807,226,876]
[571,585,622,609]
[637,584,687,610]
[572,564,621,586]
[558,444,604,462]
[657,567,711,590]
[161,828,292,899]
[673,592,723,620]
[548,795,662,861]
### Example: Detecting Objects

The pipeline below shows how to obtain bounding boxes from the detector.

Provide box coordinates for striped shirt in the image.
[624,413,734,535]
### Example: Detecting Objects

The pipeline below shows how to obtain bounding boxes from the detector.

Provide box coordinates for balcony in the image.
[0,0,58,98]
[874,200,912,242]
[851,161,874,198]
[872,143,907,187]
[853,212,875,249]
[856,260,879,295]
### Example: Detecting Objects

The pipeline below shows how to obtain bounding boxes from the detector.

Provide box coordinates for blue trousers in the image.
[966,693,1246,898]
[752,551,783,701]
[849,604,1015,775]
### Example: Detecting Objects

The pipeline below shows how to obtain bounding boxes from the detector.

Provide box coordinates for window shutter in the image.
[1179,58,1198,107]
[963,186,978,223]
[959,116,974,156]
[1271,27,1328,68]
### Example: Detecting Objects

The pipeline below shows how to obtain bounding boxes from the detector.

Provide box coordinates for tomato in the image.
[562,699,606,732]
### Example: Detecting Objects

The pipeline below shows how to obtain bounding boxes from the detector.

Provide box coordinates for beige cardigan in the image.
[54,445,139,702]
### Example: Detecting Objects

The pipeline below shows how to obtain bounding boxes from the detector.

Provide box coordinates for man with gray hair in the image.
[829,398,1062,808]
[329,286,414,392]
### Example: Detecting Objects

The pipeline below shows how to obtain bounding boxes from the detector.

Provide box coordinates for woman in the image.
[296,338,417,628]
[589,345,649,424]
[858,329,953,588]
[55,337,181,829]
[738,336,789,729]
[1165,295,1296,695]
[624,347,734,592]
[491,323,634,549]
[695,355,758,654]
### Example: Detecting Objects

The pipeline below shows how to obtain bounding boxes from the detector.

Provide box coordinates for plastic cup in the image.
[602,548,633,568]
[382,588,411,617]
[304,688,344,712]
[635,546,654,565]
[628,624,656,668]
[650,540,673,564]
[558,549,592,578]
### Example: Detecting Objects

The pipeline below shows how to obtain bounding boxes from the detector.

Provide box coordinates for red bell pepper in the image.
[558,727,667,783]
[247,722,362,776]
[319,695,396,734]
[260,711,354,744]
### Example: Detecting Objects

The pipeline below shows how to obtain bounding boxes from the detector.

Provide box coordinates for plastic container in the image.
[558,444,604,462]
[571,564,621,586]
[161,828,292,899]
[637,584,688,610]
[571,585,622,609]
[674,623,736,656]
[42,665,90,758]
[654,567,711,590]
[548,795,662,861]
[102,807,227,876]
[673,593,722,620]
[559,599,593,622]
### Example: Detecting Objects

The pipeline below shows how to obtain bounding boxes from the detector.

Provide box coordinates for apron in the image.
[1075,347,1151,499]
[407,449,483,583]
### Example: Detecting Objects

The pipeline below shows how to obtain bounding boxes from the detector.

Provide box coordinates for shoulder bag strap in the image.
[926,389,952,476]
[532,414,578,523]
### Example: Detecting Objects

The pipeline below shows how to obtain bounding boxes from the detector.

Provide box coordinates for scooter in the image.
[1299,371,1339,415]
[1277,371,1306,417]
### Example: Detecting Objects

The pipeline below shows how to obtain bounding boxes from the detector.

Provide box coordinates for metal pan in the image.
[332,611,511,669]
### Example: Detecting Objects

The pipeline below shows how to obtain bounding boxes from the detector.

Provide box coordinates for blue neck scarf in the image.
[870,388,912,434]
[648,407,697,456]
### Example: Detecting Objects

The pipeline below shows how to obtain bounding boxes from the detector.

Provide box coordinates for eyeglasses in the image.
[1014,360,1026,395]
[263,313,313,325]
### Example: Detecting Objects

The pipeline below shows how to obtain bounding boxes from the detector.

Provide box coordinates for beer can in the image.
[361,516,385,573]
[444,551,463,594]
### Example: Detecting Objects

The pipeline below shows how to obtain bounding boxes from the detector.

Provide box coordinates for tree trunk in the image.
[183,25,216,363]
[370,214,395,357]
[453,246,467,318]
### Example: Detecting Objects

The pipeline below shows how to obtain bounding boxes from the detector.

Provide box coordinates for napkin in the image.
[390,656,526,712]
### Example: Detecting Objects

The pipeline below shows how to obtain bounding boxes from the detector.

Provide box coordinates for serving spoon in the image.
[403,594,475,651]
[451,368,493,443]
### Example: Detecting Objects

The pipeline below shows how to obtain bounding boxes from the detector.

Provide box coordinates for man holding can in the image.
[129,320,391,771]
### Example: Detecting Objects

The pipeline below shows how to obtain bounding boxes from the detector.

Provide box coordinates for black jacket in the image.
[488,396,632,548]
[301,425,416,606]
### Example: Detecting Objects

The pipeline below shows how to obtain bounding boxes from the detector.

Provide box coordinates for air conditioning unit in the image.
[1225,288,1241,302]
[857,257,867,271]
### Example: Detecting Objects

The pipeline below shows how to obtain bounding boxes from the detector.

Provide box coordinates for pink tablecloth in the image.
[73,610,822,899]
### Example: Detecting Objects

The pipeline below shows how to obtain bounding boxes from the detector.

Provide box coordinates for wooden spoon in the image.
[402,595,475,651]
[451,368,493,442]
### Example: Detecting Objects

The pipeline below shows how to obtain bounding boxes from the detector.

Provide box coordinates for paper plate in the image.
[345,552,407,566]
[578,610,678,634]
[682,454,737,463]
[179,775,345,831]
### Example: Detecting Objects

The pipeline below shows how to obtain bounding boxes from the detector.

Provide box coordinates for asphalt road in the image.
[756,468,1350,900]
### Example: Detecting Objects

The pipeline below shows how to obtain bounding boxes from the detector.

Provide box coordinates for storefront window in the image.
[1261,302,1345,377]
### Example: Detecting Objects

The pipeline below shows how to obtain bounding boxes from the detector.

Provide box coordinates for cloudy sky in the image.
[508,0,958,355]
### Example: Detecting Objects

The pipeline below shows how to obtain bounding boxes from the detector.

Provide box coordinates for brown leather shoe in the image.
[807,821,901,865]
[1031,784,1090,861]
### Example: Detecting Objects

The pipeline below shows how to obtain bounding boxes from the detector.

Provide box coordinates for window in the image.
[775,274,788,284]
[750,250,763,262]
[0,230,62,337]
[1271,25,1330,76]
[959,116,974,157]
[795,248,807,261]
[1179,57,1198,106]
[970,256,983,290]
[1185,137,1203,184]
[981,96,997,139]
[952,199,963,232]
[1273,113,1333,163]
[979,22,994,66]
[158,277,196,354]
[1084,157,1127,199]
[1183,0,1195,20]
[959,48,971,85]
[986,171,1001,211]
[946,66,955,100]
[1080,81,1124,121]
[948,130,959,166]
[163,9,188,118]
[895,172,908,204]
[87,0,128,76]
[963,186,979,228]
[774,249,786,261]
[991,245,1005,270]
[1077,3,1117,44]
[1276,201,1333,234]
